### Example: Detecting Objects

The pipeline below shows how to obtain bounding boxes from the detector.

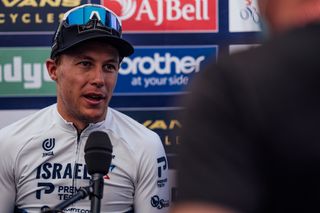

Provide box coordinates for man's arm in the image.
[0,129,17,212]
[134,134,170,212]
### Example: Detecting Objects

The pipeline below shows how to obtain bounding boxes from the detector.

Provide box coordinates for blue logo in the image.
[114,45,217,95]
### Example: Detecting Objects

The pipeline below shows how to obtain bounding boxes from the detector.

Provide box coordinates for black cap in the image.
[50,4,134,59]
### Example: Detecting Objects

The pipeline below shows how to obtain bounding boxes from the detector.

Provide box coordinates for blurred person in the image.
[171,0,320,212]
[0,4,169,213]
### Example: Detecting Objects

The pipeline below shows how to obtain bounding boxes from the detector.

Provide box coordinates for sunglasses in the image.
[55,4,122,40]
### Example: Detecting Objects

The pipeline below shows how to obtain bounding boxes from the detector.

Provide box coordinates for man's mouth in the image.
[84,93,105,102]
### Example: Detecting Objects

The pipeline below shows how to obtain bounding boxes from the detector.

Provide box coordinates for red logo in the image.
[102,0,218,32]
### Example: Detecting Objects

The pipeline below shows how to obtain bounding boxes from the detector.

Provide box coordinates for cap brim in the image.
[52,31,134,58]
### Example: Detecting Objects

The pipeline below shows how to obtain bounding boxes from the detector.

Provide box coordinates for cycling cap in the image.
[50,4,134,59]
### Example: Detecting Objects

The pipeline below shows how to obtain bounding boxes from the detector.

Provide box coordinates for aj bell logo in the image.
[104,0,217,32]
[42,138,55,157]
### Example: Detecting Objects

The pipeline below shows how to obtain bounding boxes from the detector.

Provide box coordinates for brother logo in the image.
[114,46,217,94]
[119,53,205,75]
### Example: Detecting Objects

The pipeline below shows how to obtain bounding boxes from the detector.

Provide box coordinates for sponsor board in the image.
[0,47,55,96]
[102,0,218,32]
[0,46,216,96]
[0,0,88,34]
[119,107,182,163]
[114,45,217,95]
[229,0,261,32]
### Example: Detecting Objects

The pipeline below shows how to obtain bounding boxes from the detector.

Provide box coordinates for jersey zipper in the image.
[71,131,82,195]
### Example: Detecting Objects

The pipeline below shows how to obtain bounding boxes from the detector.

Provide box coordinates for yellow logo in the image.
[0,0,83,29]
[1,0,81,7]
[143,119,181,130]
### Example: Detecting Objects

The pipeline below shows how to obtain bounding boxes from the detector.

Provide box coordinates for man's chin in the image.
[81,110,106,124]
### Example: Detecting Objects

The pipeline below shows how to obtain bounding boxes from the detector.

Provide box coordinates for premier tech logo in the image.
[102,0,218,32]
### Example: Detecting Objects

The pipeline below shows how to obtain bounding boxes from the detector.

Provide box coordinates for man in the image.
[172,0,320,212]
[0,4,169,213]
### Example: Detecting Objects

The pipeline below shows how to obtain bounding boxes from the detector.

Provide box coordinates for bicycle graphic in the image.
[240,4,260,24]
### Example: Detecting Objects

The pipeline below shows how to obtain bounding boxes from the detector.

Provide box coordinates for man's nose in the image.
[91,67,104,87]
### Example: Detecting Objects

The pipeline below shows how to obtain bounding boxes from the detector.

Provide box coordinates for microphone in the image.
[85,131,113,213]
[41,186,91,213]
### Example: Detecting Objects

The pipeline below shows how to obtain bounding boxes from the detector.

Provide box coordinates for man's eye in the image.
[78,61,91,67]
[104,64,117,72]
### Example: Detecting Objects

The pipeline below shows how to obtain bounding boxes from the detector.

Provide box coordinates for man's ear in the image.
[46,58,58,81]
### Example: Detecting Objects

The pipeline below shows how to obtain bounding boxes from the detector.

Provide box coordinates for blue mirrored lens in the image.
[65,5,121,32]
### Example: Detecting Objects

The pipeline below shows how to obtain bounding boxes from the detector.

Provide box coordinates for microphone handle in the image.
[90,173,105,213]
[42,186,91,213]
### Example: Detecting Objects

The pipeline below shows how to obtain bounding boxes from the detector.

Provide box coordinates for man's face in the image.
[47,40,120,130]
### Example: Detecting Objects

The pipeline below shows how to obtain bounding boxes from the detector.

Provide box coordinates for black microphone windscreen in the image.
[84,131,113,175]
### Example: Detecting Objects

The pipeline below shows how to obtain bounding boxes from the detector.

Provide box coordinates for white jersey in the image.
[0,104,170,213]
